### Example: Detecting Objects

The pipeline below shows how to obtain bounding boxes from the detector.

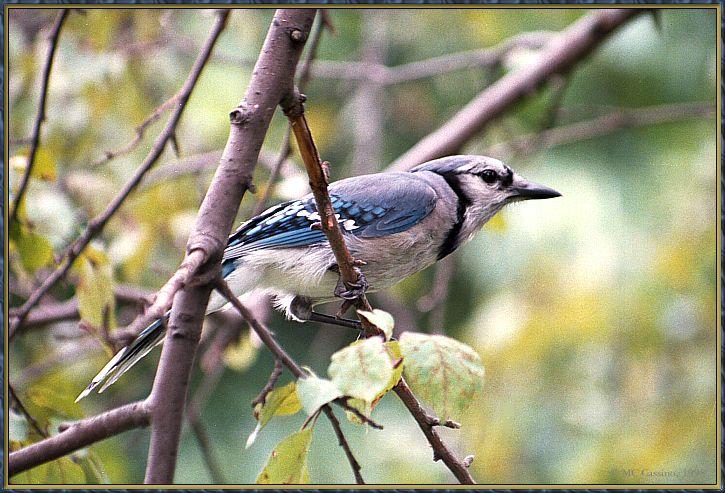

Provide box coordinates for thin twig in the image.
[487,101,716,160]
[8,284,153,330]
[281,92,380,336]
[252,359,284,408]
[11,9,68,224]
[9,6,227,341]
[321,406,364,484]
[92,96,180,167]
[9,385,48,439]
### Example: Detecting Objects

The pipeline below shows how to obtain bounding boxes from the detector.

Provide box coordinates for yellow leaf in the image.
[256,428,313,484]
[10,224,53,273]
[75,249,115,329]
[31,147,56,182]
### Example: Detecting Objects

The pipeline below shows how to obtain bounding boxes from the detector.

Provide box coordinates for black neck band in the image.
[437,174,470,260]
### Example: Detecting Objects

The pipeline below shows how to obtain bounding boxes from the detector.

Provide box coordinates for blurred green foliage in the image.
[8,7,717,485]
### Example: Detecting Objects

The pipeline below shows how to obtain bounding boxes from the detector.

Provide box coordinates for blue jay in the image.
[76,154,560,401]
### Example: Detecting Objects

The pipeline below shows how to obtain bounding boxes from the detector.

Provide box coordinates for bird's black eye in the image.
[481,169,498,184]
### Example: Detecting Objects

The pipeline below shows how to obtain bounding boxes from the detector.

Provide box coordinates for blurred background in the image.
[8,8,717,485]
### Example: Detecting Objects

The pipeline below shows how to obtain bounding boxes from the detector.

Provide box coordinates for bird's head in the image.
[412,154,560,211]
[412,155,561,244]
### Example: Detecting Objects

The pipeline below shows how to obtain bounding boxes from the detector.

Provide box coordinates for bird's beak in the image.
[510,176,561,200]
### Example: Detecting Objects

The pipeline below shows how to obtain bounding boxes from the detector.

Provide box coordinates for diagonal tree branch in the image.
[278,76,474,483]
[143,9,317,484]
[8,284,153,330]
[9,8,229,341]
[389,8,643,171]
[486,100,715,160]
[281,91,381,335]
[393,379,474,483]
[10,9,68,225]
[9,401,150,477]
[253,10,326,216]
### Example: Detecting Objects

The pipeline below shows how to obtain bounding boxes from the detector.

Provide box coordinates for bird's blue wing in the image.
[222,172,437,264]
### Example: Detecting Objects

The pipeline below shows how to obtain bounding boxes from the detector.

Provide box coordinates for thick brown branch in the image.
[8,401,150,477]
[9,6,226,341]
[393,379,475,484]
[143,9,316,484]
[390,9,642,170]
[10,9,68,224]
[253,12,326,216]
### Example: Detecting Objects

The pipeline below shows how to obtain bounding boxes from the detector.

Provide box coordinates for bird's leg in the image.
[289,295,363,332]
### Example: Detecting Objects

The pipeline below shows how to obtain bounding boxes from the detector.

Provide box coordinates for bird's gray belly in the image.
[243,229,442,301]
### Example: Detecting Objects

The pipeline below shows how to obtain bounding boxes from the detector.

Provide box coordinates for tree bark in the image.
[9,401,150,476]
[143,9,316,484]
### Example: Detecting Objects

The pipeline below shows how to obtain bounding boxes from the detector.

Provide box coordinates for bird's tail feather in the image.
[75,313,168,402]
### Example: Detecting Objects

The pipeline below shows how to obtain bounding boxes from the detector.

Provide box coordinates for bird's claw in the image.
[334,271,369,300]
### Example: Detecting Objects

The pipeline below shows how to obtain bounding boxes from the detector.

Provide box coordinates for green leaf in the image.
[328,336,393,403]
[382,340,404,395]
[75,248,115,330]
[246,382,302,448]
[12,226,53,273]
[343,342,403,425]
[358,309,395,340]
[296,374,342,416]
[256,428,313,484]
[399,332,485,421]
